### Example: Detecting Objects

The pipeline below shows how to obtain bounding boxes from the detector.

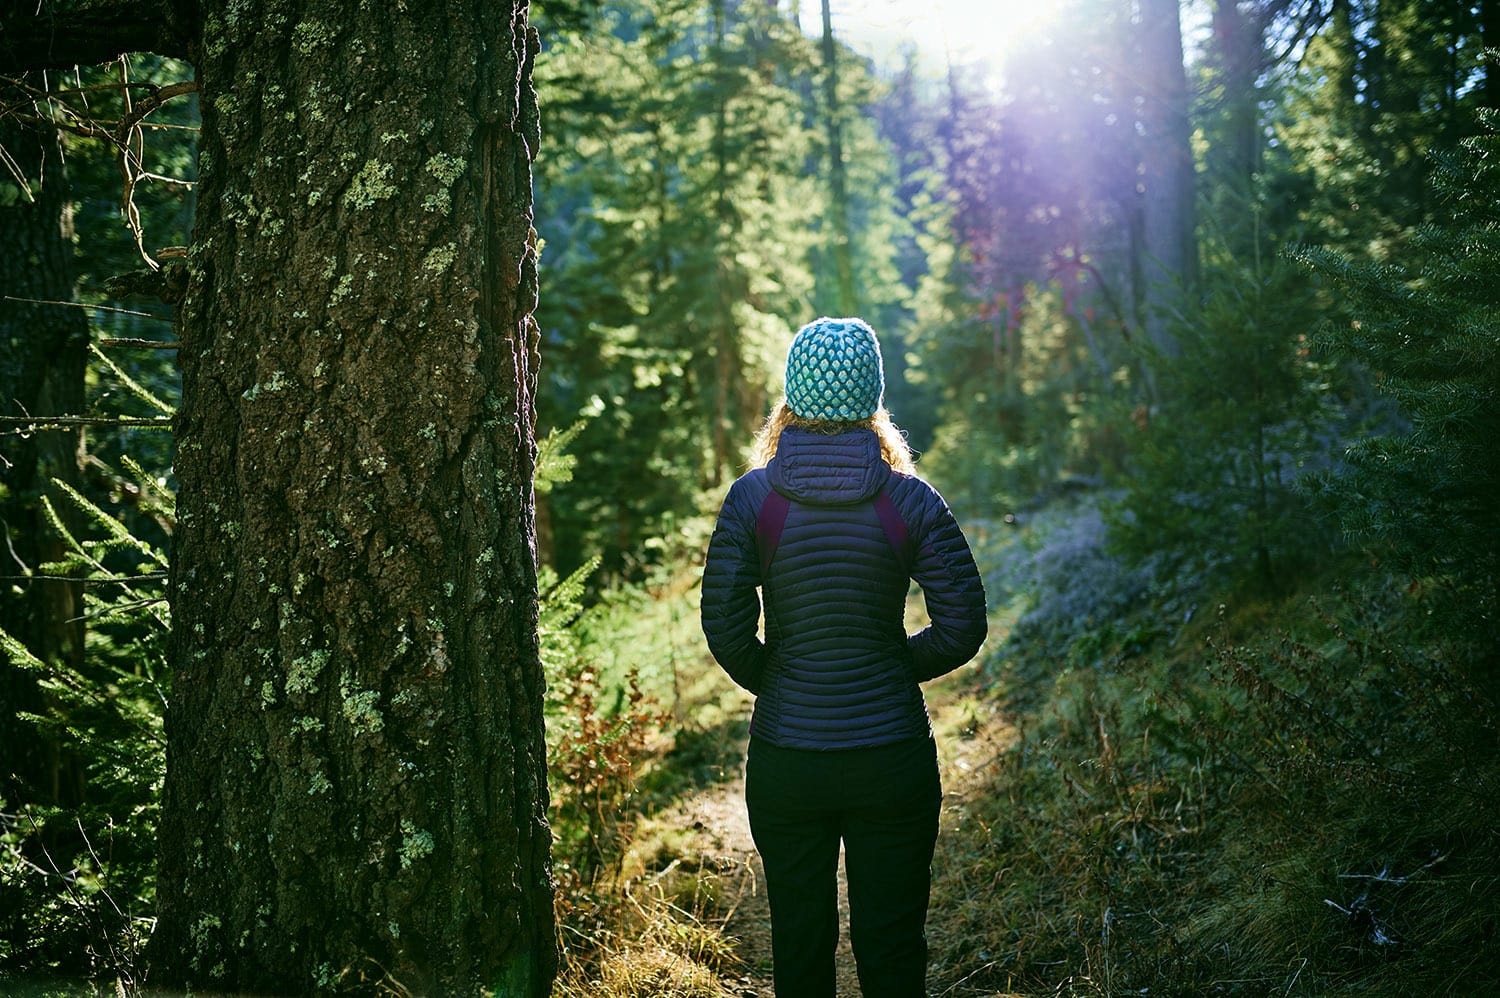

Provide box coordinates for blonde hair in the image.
[750,401,917,475]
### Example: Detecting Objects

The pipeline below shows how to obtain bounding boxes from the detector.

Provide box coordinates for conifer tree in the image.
[1300,113,1500,649]
[532,0,824,573]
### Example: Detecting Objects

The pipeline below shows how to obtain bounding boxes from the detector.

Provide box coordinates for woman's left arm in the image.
[905,489,988,682]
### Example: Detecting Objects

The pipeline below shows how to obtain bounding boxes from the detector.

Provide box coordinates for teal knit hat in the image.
[784,316,885,422]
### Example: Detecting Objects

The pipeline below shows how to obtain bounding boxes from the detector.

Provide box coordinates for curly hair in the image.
[749,401,917,475]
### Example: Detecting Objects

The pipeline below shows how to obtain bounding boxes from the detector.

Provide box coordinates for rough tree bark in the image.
[3,1,556,993]
[0,115,89,809]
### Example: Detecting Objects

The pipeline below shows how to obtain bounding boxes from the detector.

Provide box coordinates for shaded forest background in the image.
[2,0,1498,994]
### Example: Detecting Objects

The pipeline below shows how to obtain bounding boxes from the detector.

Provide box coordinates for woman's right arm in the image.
[701,478,767,694]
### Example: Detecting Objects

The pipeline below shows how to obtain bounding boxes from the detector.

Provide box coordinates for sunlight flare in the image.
[828,0,1059,69]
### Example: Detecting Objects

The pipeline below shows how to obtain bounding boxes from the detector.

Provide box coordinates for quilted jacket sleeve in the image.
[701,476,767,694]
[905,484,988,682]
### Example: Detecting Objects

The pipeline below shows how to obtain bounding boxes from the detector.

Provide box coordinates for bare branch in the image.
[0,416,173,431]
[1,294,170,321]
[68,596,167,623]
[116,59,155,270]
[0,573,168,584]
[0,139,32,200]
[2,108,113,140]
[120,78,196,130]
[0,75,169,100]
[99,337,179,349]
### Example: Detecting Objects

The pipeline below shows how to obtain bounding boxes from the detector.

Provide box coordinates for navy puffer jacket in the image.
[701,427,987,749]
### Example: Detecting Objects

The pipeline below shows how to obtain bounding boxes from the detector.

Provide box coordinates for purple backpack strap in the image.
[873,486,913,572]
[755,484,910,577]
[756,489,792,577]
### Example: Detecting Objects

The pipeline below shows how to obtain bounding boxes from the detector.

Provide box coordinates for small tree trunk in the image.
[820,0,857,314]
[1136,0,1198,358]
[145,0,556,992]
[1209,0,1263,197]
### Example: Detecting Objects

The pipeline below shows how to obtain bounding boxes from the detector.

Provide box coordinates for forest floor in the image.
[631,668,1016,998]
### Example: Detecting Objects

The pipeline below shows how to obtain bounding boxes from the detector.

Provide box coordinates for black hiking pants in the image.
[746,735,942,998]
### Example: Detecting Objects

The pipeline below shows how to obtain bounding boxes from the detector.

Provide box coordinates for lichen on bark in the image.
[142,0,556,993]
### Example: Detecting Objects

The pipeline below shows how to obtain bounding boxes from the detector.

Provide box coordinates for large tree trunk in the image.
[1135,0,1198,359]
[144,1,555,991]
[0,116,89,809]
[3,0,556,992]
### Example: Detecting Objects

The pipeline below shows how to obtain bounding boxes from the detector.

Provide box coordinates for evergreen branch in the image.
[51,479,168,569]
[38,495,172,632]
[0,626,47,671]
[68,597,168,624]
[89,342,175,416]
[0,415,173,431]
[120,454,176,514]
[39,494,91,564]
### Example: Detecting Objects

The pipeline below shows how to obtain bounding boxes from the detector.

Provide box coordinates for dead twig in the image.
[0,415,173,431]
[0,295,172,321]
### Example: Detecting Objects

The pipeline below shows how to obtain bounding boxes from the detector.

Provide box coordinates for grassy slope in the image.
[924,494,1500,998]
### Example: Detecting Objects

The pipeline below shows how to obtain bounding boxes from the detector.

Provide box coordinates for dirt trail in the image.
[665,671,1009,998]
[653,732,856,997]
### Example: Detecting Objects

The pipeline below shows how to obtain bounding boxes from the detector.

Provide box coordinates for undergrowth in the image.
[927,498,1500,997]
[3,469,743,995]
[14,467,1495,997]
[541,542,753,998]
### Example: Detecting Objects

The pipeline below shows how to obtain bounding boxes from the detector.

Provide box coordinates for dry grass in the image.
[557,898,741,998]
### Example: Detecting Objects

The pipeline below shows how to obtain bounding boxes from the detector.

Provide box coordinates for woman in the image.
[701,316,988,997]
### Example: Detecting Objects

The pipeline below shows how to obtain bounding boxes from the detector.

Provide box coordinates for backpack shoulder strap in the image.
[755,489,792,577]
[873,484,913,574]
[755,483,911,577]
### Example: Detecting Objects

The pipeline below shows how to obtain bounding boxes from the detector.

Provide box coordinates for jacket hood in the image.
[766,427,891,505]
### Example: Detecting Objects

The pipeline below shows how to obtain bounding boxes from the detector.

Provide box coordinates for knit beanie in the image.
[783,316,885,422]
